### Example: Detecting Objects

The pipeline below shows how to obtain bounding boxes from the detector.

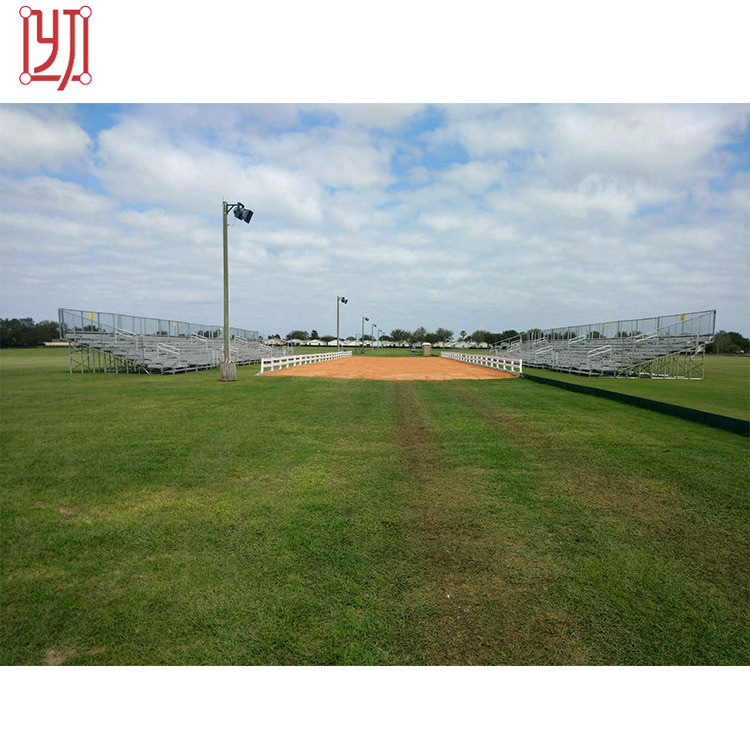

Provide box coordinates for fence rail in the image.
[259,350,352,374]
[441,351,523,375]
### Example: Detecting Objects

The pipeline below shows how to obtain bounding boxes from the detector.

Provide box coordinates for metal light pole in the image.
[221,200,253,382]
[361,316,368,354]
[336,296,348,351]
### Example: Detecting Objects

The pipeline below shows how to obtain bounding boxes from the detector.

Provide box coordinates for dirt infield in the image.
[262,356,516,381]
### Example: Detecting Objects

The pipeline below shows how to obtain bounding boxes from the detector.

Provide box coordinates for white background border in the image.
[1,1,747,746]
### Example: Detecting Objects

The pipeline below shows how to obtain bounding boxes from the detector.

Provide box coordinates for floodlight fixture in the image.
[233,202,254,223]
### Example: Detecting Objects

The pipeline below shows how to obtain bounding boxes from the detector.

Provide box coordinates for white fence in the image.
[441,351,523,375]
[258,350,352,374]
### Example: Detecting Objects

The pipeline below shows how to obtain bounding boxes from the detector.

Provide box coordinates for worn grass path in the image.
[1,350,747,664]
[392,379,748,664]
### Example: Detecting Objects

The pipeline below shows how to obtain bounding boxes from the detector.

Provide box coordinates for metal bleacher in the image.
[491,310,716,379]
[60,308,291,374]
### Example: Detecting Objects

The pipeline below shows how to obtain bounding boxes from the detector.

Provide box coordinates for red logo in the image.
[19,5,91,91]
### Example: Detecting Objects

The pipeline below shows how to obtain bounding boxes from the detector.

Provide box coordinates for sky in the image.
[1,103,748,339]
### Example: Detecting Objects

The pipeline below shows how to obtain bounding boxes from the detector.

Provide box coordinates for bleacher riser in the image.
[65,330,277,375]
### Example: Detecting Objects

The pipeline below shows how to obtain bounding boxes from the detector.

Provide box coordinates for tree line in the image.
[283,327,521,345]
[0,318,60,348]
[705,331,749,354]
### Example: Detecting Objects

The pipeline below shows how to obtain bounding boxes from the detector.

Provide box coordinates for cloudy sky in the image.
[1,103,748,338]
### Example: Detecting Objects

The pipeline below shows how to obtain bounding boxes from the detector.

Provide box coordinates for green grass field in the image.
[1,348,748,665]
[526,355,750,420]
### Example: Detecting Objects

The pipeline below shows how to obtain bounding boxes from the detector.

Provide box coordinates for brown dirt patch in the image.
[262,356,516,381]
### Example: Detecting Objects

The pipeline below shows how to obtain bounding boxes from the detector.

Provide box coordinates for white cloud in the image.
[1,174,111,218]
[0,106,91,172]
[431,104,533,158]
[546,104,750,183]
[442,161,506,193]
[94,117,327,224]
[313,104,424,131]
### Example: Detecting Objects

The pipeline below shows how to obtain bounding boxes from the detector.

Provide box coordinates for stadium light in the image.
[221,200,253,381]
[336,296,348,351]
[233,203,253,223]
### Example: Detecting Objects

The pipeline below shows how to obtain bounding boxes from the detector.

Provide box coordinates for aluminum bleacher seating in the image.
[59,309,290,374]
[490,311,716,379]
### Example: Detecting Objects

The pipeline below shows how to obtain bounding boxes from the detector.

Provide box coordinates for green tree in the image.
[471,330,491,345]
[390,329,411,343]
[411,327,427,344]
[0,318,60,348]
[286,330,309,341]
[707,331,749,354]
[435,328,454,343]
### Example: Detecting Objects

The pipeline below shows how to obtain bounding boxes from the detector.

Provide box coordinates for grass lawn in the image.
[525,355,750,420]
[1,348,748,665]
